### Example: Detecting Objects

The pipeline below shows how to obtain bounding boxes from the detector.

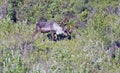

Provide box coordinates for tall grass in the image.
[0,13,120,73]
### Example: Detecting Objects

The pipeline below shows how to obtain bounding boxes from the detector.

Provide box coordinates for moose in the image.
[32,20,70,41]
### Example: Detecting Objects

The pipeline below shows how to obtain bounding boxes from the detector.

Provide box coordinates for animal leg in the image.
[32,30,38,42]
[54,34,57,41]
[51,32,56,41]
[51,32,54,40]
[39,33,45,41]
[39,33,44,38]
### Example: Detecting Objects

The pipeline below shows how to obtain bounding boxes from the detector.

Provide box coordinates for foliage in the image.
[0,0,120,73]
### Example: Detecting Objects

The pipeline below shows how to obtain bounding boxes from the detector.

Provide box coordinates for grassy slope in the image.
[0,1,120,73]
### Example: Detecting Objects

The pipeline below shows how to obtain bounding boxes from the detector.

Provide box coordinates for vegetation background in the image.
[0,0,120,73]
